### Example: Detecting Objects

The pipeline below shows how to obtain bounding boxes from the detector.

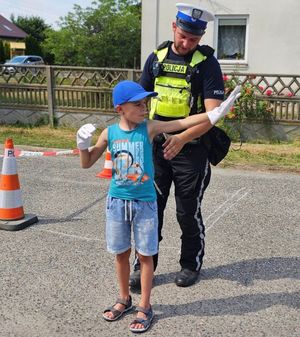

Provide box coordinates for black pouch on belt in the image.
[201,126,231,166]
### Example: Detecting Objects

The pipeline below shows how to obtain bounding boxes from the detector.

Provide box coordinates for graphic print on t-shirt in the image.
[112,139,150,185]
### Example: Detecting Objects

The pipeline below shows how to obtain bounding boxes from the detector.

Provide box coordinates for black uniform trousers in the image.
[152,139,211,272]
[132,138,211,273]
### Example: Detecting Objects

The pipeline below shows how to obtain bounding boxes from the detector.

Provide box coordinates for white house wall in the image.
[141,0,300,75]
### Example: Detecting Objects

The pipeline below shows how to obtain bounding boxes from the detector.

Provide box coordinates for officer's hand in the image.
[76,123,97,150]
[207,85,241,125]
[163,135,185,160]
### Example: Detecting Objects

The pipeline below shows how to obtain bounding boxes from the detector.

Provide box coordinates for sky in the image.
[0,0,94,29]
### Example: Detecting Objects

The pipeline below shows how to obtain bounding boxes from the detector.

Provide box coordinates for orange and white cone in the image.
[96,149,113,179]
[0,138,38,231]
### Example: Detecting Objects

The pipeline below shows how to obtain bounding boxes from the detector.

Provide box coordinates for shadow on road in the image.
[155,256,299,287]
[153,291,299,319]
[152,257,299,321]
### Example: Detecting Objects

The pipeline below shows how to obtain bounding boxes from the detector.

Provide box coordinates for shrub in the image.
[223,74,273,123]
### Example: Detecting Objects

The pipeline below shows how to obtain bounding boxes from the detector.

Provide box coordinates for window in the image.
[2,24,12,31]
[215,17,248,62]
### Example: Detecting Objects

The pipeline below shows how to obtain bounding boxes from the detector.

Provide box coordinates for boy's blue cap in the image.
[176,2,215,36]
[113,80,158,107]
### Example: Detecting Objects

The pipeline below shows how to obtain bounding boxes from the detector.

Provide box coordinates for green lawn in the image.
[0,125,299,173]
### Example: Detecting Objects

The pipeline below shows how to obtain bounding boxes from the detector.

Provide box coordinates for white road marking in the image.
[206,190,249,232]
[160,187,250,249]
[30,188,249,247]
[32,227,104,242]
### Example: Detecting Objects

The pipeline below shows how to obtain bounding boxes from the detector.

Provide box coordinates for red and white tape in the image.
[0,148,79,158]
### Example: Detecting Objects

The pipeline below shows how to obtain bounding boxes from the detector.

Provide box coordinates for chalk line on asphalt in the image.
[161,187,250,250]
[206,190,249,232]
[32,227,104,243]
[30,188,249,246]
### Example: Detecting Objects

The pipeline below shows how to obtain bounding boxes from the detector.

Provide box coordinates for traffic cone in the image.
[96,149,113,179]
[0,138,38,231]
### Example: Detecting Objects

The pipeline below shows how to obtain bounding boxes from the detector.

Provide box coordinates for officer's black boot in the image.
[175,268,199,287]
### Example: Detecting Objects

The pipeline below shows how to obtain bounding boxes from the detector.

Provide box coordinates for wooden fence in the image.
[0,64,299,126]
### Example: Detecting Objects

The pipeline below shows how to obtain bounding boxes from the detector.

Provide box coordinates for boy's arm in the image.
[148,113,211,140]
[77,124,108,168]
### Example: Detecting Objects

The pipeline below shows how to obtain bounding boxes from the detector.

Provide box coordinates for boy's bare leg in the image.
[103,248,131,320]
[130,253,153,329]
[116,248,131,298]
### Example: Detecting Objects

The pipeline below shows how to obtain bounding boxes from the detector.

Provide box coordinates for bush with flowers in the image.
[223,74,273,122]
[219,74,275,141]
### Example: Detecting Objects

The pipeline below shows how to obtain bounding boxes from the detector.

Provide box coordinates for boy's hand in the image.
[76,123,97,150]
[207,85,241,125]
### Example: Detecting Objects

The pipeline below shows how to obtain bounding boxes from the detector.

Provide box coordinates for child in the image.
[77,80,240,333]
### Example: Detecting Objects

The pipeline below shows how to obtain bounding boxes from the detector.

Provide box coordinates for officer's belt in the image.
[153,133,202,145]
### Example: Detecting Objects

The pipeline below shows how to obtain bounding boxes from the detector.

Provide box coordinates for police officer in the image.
[130,3,225,288]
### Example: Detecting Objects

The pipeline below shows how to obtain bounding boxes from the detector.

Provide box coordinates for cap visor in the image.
[128,91,158,102]
[176,20,205,36]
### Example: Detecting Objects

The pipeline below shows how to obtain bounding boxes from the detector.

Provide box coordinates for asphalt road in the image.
[0,154,299,337]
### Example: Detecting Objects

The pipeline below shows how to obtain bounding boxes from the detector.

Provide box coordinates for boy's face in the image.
[117,98,149,123]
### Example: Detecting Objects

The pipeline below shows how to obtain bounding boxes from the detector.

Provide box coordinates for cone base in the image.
[96,172,112,179]
[0,213,38,231]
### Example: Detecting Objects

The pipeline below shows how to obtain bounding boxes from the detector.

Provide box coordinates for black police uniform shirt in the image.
[140,43,224,121]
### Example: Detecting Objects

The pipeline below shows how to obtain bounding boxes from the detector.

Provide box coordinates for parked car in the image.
[3,55,44,74]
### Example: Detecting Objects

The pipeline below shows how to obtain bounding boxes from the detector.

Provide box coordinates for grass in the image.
[0,125,300,173]
[221,142,300,172]
[0,125,79,149]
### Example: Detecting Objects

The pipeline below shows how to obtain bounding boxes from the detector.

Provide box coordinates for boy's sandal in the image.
[129,305,154,333]
[102,295,133,321]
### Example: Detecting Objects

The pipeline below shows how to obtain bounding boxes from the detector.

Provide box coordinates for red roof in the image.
[0,15,27,39]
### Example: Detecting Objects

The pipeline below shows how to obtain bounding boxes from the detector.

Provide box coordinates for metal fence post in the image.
[46,65,55,127]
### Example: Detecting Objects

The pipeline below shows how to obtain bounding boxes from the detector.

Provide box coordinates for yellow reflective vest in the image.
[150,44,207,120]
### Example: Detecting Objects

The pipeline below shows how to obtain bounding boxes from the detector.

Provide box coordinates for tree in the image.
[0,40,5,63]
[86,0,141,68]
[0,40,10,62]
[42,4,92,66]
[25,36,43,56]
[11,15,50,42]
[43,0,141,67]
[11,15,52,60]
[42,27,86,66]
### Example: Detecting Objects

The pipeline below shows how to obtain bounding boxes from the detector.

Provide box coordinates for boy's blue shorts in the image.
[105,196,158,256]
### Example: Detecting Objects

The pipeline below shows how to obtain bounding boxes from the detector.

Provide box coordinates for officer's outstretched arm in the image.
[206,85,241,125]
[148,85,241,140]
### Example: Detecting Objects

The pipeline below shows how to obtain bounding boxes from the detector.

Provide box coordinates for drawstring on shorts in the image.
[124,200,133,222]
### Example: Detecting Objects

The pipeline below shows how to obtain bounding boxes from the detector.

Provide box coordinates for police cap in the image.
[175,2,215,36]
